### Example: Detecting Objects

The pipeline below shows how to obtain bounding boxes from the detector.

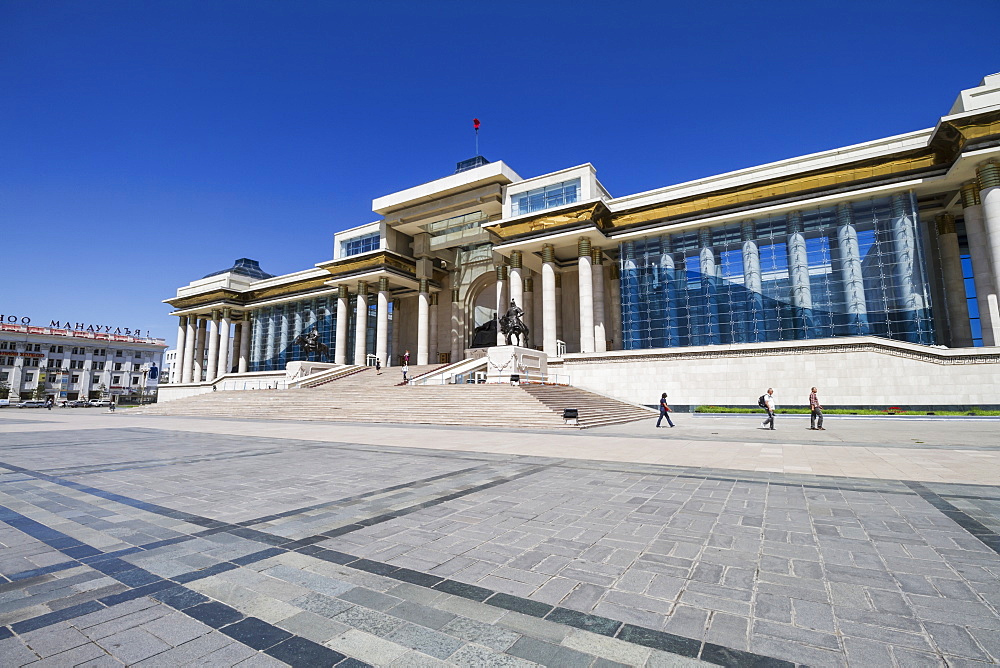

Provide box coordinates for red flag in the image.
[473,118,481,131]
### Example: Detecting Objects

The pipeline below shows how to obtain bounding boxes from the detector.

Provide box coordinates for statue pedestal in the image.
[485,346,547,384]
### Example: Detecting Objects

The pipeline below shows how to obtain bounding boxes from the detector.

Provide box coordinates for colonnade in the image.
[495,243,612,358]
[174,308,250,384]
[941,159,1000,346]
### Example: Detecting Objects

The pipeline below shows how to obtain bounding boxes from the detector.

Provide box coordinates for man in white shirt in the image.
[761,388,775,430]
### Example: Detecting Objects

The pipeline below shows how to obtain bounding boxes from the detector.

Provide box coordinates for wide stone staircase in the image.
[521,384,656,428]
[132,365,656,429]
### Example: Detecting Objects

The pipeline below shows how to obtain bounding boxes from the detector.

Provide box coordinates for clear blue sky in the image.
[2,0,998,344]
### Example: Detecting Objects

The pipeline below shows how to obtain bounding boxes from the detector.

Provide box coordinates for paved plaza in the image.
[0,411,998,666]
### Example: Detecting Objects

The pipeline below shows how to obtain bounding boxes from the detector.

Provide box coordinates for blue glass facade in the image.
[249,296,387,371]
[620,192,935,349]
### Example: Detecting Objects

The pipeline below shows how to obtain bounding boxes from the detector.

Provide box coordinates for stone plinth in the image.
[485,346,547,384]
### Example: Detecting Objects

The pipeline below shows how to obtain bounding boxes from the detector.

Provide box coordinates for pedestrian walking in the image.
[760,388,775,430]
[402,364,409,382]
[404,350,410,365]
[45,398,52,410]
[656,392,675,428]
[375,358,382,375]
[809,387,824,430]
[109,399,116,413]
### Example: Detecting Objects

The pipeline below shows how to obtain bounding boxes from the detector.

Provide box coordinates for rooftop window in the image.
[341,232,380,258]
[511,178,580,216]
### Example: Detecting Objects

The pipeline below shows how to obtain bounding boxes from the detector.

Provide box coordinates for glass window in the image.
[511,179,581,216]
[341,232,380,258]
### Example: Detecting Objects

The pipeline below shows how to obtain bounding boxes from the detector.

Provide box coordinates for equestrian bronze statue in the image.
[293,330,329,361]
[499,299,529,347]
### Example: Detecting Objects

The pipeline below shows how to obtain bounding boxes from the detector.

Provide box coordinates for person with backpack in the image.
[656,392,675,428]
[759,388,775,430]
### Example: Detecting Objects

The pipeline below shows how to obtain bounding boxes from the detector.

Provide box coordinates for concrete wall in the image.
[555,337,1000,410]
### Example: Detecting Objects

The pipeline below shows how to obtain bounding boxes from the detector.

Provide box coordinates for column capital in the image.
[419,278,429,293]
[430,292,438,306]
[338,285,349,299]
[221,308,231,319]
[591,247,604,265]
[494,266,506,282]
[836,202,854,226]
[210,309,220,320]
[378,277,389,292]
[577,237,591,258]
[542,244,555,264]
[961,181,982,208]
[935,213,956,236]
[357,281,369,296]
[451,288,460,303]
[740,220,755,241]
[524,277,533,292]
[786,211,803,234]
[509,250,523,269]
[977,159,1000,191]
[608,264,620,281]
[555,273,562,289]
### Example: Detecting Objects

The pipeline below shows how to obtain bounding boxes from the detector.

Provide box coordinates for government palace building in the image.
[163,75,1000,410]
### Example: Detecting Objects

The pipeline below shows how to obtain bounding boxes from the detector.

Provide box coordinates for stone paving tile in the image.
[3,424,1000,667]
[325,628,410,665]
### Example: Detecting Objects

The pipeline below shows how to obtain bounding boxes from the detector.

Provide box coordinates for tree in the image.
[32,378,47,400]
[0,381,9,399]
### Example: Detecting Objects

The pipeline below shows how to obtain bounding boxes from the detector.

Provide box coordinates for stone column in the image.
[335,287,349,364]
[542,245,557,356]
[523,276,534,349]
[699,229,721,345]
[495,265,508,345]
[786,212,813,339]
[193,317,207,382]
[429,292,439,362]
[890,193,928,341]
[451,287,462,362]
[609,263,622,350]
[961,182,995,345]
[976,163,1000,345]
[355,282,368,365]
[578,237,595,353]
[935,213,973,347]
[741,221,763,343]
[174,316,188,383]
[835,205,869,336]
[182,316,196,383]
[555,273,563,344]
[509,250,524,322]
[592,248,607,352]
[417,279,430,365]
[238,312,252,373]
[390,299,400,366]
[205,311,220,382]
[230,322,241,373]
[217,308,231,378]
[265,310,276,370]
[376,278,390,368]
[278,306,290,368]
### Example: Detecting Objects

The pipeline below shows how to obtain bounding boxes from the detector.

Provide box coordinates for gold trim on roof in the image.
[611,149,938,229]
[165,289,245,310]
[318,251,417,280]
[486,202,611,241]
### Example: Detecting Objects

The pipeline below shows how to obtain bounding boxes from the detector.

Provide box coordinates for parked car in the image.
[66,400,91,407]
[89,399,112,407]
[16,400,46,408]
